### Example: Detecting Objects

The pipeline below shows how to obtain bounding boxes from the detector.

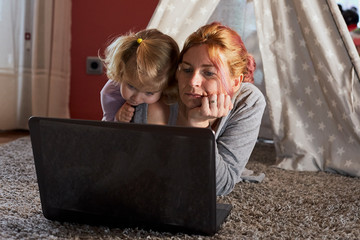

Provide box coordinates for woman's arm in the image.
[214,83,266,195]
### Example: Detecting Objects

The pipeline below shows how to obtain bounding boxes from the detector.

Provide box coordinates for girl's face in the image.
[120,75,162,106]
[177,44,235,109]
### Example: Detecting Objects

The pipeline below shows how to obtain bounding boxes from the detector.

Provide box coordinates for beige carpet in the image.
[1,137,359,239]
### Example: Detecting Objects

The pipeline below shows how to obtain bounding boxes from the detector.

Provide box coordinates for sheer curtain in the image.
[148,0,360,177]
[0,0,71,130]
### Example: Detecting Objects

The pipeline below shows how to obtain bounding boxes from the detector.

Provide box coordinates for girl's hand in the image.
[115,102,135,122]
[188,94,233,128]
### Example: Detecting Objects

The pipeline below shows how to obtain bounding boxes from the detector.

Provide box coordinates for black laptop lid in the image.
[29,117,217,235]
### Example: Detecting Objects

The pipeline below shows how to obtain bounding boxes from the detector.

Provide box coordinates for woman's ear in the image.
[232,74,243,92]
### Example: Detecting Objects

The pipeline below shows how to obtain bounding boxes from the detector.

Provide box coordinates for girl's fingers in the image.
[124,104,135,113]
[116,103,136,122]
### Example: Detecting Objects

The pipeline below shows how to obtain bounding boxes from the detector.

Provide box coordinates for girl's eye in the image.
[145,92,154,96]
[127,83,136,90]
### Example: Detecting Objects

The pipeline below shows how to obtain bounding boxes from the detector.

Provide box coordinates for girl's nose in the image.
[131,92,142,103]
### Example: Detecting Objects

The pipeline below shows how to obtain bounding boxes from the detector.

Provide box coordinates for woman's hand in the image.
[115,102,135,122]
[187,94,233,128]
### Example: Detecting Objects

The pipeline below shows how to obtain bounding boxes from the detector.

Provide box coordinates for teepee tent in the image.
[148,0,360,177]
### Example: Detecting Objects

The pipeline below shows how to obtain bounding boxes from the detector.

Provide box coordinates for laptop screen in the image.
[29,117,219,234]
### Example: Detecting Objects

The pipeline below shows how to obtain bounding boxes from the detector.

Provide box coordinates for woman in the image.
[176,22,266,195]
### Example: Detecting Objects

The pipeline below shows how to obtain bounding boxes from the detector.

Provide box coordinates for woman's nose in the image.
[189,72,202,87]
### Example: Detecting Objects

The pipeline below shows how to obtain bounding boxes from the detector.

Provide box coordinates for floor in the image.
[0,130,30,145]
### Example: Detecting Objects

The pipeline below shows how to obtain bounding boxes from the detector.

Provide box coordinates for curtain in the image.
[0,0,71,130]
[149,0,360,177]
[253,0,360,176]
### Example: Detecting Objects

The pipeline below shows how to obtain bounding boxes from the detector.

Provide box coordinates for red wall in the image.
[70,0,159,120]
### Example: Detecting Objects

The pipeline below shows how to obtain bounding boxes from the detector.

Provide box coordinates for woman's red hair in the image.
[179,22,255,94]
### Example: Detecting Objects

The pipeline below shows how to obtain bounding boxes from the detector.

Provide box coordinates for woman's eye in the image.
[204,71,215,76]
[203,70,216,77]
[179,64,192,73]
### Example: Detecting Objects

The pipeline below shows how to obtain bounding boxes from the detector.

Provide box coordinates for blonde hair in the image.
[179,22,255,95]
[102,29,179,104]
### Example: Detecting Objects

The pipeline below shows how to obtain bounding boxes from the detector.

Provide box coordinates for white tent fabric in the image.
[147,0,221,49]
[148,0,360,177]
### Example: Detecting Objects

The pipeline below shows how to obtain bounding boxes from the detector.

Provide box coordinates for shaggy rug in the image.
[1,137,359,239]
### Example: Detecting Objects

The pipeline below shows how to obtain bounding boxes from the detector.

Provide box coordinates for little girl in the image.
[100,29,179,125]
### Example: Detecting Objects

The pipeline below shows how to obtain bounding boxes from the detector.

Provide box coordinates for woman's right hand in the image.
[115,102,135,122]
[187,94,233,128]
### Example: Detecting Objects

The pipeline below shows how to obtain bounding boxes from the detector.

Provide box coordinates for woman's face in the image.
[177,44,232,109]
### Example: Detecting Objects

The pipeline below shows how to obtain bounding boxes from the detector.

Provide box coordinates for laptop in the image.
[28,116,232,235]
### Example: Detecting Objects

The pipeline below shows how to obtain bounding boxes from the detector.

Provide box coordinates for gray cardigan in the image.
[214,83,266,195]
[132,82,266,196]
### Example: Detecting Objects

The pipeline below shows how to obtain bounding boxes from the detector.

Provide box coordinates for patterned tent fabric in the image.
[148,0,360,177]
[253,0,360,176]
